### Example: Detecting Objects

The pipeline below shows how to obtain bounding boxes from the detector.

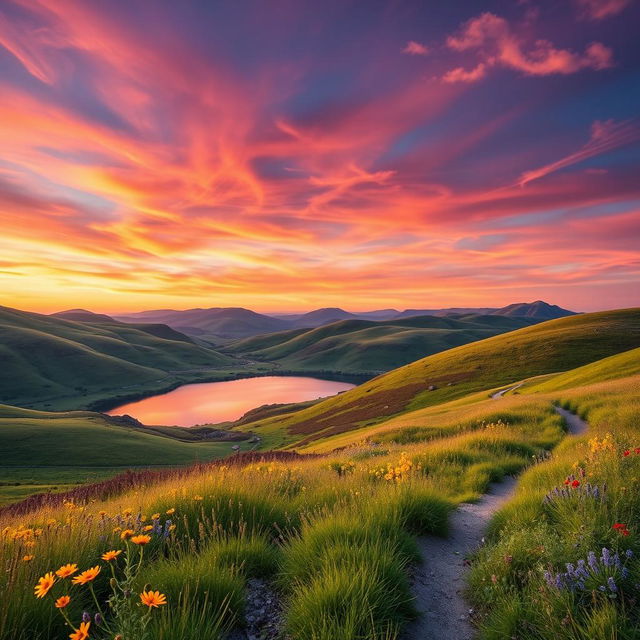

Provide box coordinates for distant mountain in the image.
[394,301,575,321]
[114,307,291,340]
[289,308,357,328]
[492,300,577,320]
[394,307,497,319]
[113,301,576,339]
[0,305,233,408]
[51,309,117,323]
[225,314,539,374]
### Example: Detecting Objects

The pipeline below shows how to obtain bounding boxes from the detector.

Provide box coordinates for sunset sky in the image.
[1,0,639,314]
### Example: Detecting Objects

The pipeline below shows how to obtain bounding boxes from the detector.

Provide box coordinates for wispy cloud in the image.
[402,40,429,56]
[443,12,613,82]
[518,119,640,186]
[575,0,632,20]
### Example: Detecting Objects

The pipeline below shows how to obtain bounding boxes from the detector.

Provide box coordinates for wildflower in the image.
[94,613,102,626]
[571,480,580,488]
[82,612,91,623]
[72,566,101,585]
[130,534,151,546]
[101,550,122,562]
[623,450,630,457]
[166,508,175,515]
[56,563,78,578]
[193,495,203,501]
[120,529,135,540]
[69,621,90,640]
[613,523,627,530]
[607,576,618,593]
[23,555,34,562]
[55,596,71,609]
[122,508,133,516]
[151,513,160,520]
[98,511,106,517]
[139,590,167,608]
[143,525,153,532]
[34,572,56,598]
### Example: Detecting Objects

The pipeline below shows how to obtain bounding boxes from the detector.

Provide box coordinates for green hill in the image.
[225,315,537,373]
[0,404,253,504]
[0,306,234,408]
[233,308,640,448]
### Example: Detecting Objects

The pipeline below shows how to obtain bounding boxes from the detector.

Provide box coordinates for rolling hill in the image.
[114,307,291,340]
[0,305,235,408]
[231,308,640,448]
[112,300,576,339]
[225,314,538,373]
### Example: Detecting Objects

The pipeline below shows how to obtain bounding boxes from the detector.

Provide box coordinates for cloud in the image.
[518,119,640,186]
[442,63,487,83]
[403,40,429,56]
[442,12,613,82]
[575,0,632,20]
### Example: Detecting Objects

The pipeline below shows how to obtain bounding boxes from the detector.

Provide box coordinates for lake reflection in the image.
[106,375,355,426]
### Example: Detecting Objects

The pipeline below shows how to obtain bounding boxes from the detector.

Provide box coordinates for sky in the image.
[0,0,639,314]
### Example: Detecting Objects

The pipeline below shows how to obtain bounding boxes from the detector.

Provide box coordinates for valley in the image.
[1,304,639,640]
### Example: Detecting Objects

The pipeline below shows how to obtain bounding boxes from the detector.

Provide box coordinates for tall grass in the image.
[0,394,593,639]
[468,378,640,639]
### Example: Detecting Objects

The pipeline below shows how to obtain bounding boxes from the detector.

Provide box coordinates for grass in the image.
[224,314,535,374]
[0,405,257,505]
[231,308,640,448]
[0,304,277,410]
[1,309,639,639]
[467,374,640,639]
[0,392,565,639]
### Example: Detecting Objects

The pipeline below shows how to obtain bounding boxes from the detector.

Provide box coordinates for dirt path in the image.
[404,405,588,640]
[490,383,523,399]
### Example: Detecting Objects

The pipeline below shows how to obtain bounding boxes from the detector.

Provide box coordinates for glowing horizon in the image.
[1,0,639,315]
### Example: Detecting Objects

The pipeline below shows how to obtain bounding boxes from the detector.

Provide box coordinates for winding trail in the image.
[405,403,588,640]
[490,383,523,399]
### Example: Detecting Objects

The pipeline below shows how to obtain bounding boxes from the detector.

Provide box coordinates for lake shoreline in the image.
[87,369,371,413]
[101,373,361,427]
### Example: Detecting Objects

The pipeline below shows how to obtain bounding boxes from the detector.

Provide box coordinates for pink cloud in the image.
[443,12,613,82]
[518,119,640,186]
[403,40,429,56]
[575,0,632,20]
[442,63,487,84]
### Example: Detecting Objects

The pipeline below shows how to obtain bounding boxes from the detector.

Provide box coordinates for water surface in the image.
[107,375,355,426]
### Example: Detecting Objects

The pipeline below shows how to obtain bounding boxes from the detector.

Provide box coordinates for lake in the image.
[106,375,355,426]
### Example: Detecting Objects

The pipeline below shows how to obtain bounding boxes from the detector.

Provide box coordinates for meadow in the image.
[1,313,639,639]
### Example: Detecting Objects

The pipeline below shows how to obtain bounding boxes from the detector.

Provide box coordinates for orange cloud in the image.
[444,12,613,82]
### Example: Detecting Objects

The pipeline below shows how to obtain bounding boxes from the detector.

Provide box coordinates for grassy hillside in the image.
[0,404,253,505]
[0,306,237,408]
[225,314,536,374]
[232,308,640,448]
[3,352,637,639]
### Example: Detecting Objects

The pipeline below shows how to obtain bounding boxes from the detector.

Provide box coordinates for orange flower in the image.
[130,534,151,546]
[120,529,135,540]
[23,555,34,562]
[101,550,122,562]
[69,621,90,640]
[55,595,71,609]
[140,590,167,609]
[34,572,56,598]
[165,508,175,515]
[72,566,101,585]
[143,525,154,532]
[56,563,78,578]
[151,513,160,520]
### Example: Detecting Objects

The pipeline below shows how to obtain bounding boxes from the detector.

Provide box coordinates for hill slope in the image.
[0,306,234,407]
[233,308,640,447]
[226,315,537,373]
[115,307,291,339]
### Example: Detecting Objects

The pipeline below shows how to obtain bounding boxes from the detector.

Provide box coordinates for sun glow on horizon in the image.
[0,0,639,314]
